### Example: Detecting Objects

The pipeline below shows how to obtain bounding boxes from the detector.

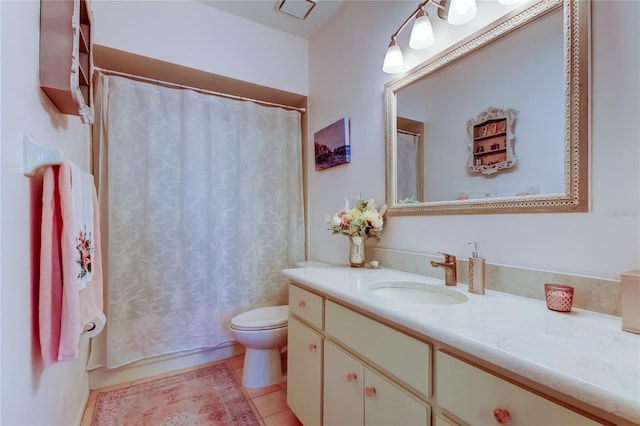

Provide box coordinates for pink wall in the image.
[307,1,639,279]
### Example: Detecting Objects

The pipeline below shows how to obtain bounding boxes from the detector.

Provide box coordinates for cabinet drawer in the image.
[289,284,323,329]
[325,301,430,397]
[436,351,602,425]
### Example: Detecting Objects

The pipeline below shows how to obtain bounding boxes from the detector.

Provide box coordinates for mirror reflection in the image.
[385,0,590,215]
[397,7,563,203]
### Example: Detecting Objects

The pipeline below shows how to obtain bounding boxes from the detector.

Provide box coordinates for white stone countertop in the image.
[283,265,640,424]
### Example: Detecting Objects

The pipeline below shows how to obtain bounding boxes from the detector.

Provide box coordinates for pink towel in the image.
[39,166,63,366]
[39,161,104,365]
[58,161,104,361]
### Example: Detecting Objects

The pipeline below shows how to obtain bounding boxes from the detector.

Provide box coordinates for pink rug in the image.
[91,362,260,426]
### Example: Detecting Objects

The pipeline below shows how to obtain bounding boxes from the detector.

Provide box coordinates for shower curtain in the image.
[396,131,419,202]
[88,75,305,369]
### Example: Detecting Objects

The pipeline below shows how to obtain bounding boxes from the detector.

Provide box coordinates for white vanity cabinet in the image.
[287,282,610,426]
[436,351,602,426]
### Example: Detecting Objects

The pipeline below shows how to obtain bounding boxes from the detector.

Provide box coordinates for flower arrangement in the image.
[327,196,387,241]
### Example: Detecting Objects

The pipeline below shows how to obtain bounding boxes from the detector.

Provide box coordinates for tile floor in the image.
[80,354,302,426]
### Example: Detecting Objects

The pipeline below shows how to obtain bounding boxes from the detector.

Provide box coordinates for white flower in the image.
[326,196,387,241]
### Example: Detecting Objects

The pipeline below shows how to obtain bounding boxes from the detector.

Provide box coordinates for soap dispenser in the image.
[468,241,485,295]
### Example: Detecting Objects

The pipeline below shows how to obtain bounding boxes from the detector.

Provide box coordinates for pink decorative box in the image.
[544,284,574,312]
[621,270,640,334]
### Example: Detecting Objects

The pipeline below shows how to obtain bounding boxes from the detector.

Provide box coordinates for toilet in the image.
[229,305,289,388]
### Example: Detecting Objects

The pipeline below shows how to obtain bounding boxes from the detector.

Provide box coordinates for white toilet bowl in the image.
[229,305,288,388]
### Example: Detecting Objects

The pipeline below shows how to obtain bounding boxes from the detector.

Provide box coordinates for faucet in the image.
[430,252,457,286]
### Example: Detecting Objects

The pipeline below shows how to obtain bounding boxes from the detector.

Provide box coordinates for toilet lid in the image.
[231,305,289,330]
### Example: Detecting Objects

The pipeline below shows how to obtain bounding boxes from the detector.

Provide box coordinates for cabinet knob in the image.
[365,387,376,398]
[308,343,317,352]
[346,373,357,382]
[493,408,511,425]
[298,300,306,308]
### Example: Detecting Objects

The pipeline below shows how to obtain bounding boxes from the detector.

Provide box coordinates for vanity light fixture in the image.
[383,0,478,74]
[409,8,435,49]
[446,0,478,25]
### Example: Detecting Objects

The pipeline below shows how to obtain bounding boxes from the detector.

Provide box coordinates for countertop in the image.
[283,265,640,424]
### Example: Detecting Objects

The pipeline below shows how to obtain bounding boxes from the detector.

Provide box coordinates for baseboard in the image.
[74,386,91,426]
[88,343,245,389]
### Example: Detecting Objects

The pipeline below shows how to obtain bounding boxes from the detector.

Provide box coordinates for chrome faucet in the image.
[430,252,457,286]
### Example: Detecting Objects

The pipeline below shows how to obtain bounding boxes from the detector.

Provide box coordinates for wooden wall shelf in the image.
[467,107,517,175]
[40,0,94,124]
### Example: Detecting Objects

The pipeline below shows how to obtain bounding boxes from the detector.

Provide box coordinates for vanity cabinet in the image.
[436,351,601,425]
[287,282,608,426]
[39,0,94,124]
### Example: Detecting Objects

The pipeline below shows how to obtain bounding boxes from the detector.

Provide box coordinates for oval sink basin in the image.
[368,281,468,305]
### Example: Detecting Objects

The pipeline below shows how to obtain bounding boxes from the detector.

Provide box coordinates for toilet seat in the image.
[230,305,288,331]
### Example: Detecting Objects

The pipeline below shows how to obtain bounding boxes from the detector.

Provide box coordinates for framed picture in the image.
[314,117,350,171]
[496,120,507,133]
[488,121,498,135]
[478,124,488,137]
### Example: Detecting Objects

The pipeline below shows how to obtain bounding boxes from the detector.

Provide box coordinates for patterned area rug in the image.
[91,362,260,426]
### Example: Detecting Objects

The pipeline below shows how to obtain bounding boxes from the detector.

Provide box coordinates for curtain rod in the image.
[397,128,421,137]
[94,67,306,113]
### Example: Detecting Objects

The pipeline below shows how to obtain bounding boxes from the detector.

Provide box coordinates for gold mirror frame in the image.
[385,0,590,215]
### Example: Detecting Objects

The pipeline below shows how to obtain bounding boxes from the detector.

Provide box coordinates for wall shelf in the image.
[39,0,94,124]
[467,107,517,175]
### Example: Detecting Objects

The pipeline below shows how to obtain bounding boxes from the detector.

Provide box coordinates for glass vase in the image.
[349,235,366,268]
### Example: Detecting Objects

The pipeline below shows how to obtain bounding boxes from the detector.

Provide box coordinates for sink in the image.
[368,281,468,305]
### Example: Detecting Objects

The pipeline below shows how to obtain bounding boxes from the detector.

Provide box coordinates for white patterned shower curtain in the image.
[396,131,419,202]
[88,75,305,369]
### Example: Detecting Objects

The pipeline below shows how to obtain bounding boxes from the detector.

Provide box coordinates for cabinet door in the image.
[436,351,602,425]
[324,340,364,426]
[364,367,430,426]
[287,316,322,426]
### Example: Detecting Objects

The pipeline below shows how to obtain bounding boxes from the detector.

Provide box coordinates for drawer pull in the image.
[365,387,376,398]
[346,373,357,382]
[308,343,317,352]
[298,300,306,308]
[493,408,511,425]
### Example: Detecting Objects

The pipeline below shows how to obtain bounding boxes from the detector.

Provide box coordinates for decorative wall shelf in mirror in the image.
[467,107,517,176]
[384,0,590,215]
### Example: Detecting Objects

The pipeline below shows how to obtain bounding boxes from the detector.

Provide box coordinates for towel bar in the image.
[23,133,64,177]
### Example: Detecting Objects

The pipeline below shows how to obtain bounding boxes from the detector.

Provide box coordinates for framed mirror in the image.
[385,0,590,215]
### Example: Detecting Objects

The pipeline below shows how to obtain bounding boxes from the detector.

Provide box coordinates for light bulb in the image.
[382,40,404,74]
[409,10,434,50]
[447,0,477,25]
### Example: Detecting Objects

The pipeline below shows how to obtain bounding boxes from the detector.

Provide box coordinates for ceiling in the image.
[196,0,345,39]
